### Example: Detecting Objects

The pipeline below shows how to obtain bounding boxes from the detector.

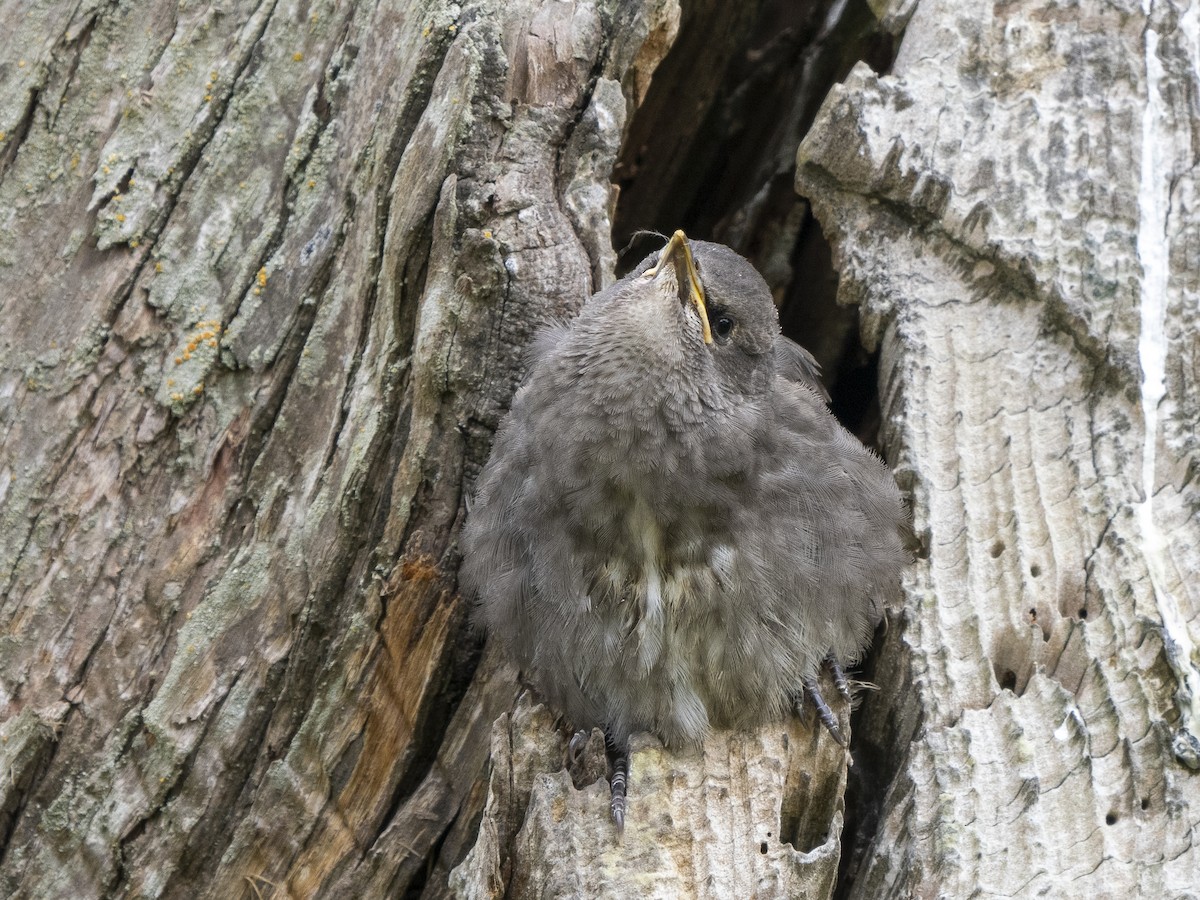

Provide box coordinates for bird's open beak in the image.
[646,230,712,345]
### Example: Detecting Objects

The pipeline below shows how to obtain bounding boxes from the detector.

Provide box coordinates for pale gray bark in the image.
[798,0,1200,895]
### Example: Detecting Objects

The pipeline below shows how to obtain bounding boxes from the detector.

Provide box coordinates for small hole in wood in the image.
[999,669,1017,692]
[760,842,769,854]
[1140,798,1150,811]
[1029,608,1037,622]
[1030,563,1041,577]
[990,540,1005,558]
[1105,813,1117,825]
[1078,607,1089,620]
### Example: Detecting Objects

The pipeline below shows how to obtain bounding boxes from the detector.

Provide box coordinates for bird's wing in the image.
[773,337,830,402]
[750,383,909,662]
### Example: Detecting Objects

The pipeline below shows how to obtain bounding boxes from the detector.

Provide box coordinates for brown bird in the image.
[461,231,910,830]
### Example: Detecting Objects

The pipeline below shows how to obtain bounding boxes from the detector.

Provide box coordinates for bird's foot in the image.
[604,728,630,834]
[568,729,590,767]
[826,653,852,703]
[796,656,853,747]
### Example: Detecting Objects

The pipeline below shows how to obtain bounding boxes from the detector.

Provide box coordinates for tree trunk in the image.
[795,0,1200,895]
[2,1,1197,899]
[0,0,681,894]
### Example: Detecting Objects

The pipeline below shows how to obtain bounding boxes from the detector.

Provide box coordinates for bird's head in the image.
[573,231,780,403]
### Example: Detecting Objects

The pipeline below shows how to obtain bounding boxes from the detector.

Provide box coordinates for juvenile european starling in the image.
[461,231,910,830]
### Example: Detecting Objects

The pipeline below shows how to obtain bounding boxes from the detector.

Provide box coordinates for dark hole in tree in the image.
[1078,608,1089,620]
[990,540,1005,558]
[760,841,769,854]
[1030,563,1042,577]
[999,669,1018,692]
[1106,813,1117,825]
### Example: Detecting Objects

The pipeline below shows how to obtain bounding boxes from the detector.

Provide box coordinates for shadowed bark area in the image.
[3,0,1198,897]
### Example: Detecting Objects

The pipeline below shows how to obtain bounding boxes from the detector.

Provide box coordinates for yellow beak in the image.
[648,230,712,345]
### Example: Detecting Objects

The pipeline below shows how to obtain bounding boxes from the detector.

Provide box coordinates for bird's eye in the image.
[711,314,735,342]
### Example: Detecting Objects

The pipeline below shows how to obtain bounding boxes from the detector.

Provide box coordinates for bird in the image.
[460,231,910,831]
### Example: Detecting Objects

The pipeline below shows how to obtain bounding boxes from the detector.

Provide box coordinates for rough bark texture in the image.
[0,0,683,895]
[2,0,1197,897]
[797,0,1200,895]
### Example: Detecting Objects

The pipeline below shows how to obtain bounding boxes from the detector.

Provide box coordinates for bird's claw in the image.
[604,728,629,834]
[797,658,851,746]
[567,729,589,767]
[826,653,852,702]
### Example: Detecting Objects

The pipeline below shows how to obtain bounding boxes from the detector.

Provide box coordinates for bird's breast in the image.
[589,495,736,674]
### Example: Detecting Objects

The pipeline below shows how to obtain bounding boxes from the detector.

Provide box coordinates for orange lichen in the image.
[399,557,440,583]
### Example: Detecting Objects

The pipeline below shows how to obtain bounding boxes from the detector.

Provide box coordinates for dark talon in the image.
[826,654,852,702]
[568,729,589,766]
[799,675,847,746]
[604,728,629,833]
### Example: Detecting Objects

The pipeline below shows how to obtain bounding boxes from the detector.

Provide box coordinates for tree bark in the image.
[0,0,681,895]
[797,0,1200,895]
[2,0,1197,898]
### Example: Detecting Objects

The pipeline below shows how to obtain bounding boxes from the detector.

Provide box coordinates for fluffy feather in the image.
[460,237,910,749]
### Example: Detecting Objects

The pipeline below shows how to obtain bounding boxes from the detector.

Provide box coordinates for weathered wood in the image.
[452,686,848,900]
[0,0,683,895]
[797,0,1200,895]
